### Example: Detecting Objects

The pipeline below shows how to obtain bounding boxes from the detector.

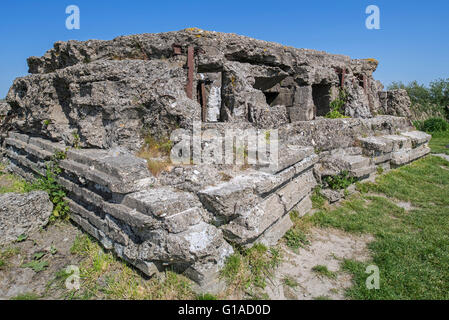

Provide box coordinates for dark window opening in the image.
[312,84,332,117]
[357,75,364,88]
[263,92,280,106]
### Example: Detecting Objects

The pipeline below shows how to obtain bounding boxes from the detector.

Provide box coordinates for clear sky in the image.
[1,0,448,98]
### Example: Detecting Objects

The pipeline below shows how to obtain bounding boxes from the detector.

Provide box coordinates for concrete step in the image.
[359,134,411,154]
[391,145,431,166]
[358,130,431,165]
[257,145,315,174]
[400,131,431,148]
[319,153,375,178]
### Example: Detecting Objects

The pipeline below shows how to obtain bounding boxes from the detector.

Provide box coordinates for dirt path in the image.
[265,227,374,300]
[433,153,449,161]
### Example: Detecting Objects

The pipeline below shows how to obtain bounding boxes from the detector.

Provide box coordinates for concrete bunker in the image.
[0,29,427,293]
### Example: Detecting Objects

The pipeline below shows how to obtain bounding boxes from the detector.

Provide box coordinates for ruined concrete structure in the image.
[0,29,431,292]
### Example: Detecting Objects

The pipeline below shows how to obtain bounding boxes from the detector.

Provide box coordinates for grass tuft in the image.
[61,234,195,300]
[221,243,282,297]
[312,265,337,279]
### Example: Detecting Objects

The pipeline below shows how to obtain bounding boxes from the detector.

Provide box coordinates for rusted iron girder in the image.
[186,46,194,99]
[200,82,207,122]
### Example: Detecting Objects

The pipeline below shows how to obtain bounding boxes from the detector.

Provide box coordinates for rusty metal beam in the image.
[201,82,207,122]
[186,46,194,99]
[341,69,346,88]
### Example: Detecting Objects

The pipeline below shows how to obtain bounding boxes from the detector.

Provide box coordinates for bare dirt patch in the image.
[0,175,15,190]
[265,227,373,300]
[395,201,416,211]
[0,222,83,300]
[433,153,449,162]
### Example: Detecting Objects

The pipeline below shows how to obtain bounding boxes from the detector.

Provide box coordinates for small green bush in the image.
[325,89,349,119]
[25,152,70,222]
[323,171,356,190]
[414,117,449,133]
[284,228,310,250]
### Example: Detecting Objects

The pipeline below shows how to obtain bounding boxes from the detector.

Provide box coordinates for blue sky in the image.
[0,0,448,97]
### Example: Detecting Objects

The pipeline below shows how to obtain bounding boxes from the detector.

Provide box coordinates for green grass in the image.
[22,260,49,273]
[312,265,337,279]
[311,187,326,209]
[310,156,449,299]
[284,229,309,250]
[283,210,312,251]
[0,247,20,269]
[221,243,282,297]
[282,276,299,288]
[0,163,28,194]
[196,293,218,300]
[61,234,195,300]
[10,293,41,300]
[1,159,70,222]
[429,131,449,155]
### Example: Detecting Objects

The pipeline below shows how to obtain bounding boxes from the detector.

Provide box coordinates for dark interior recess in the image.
[263,92,280,106]
[312,84,332,116]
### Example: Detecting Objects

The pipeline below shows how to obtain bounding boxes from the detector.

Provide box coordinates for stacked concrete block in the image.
[359,131,431,167]
[198,148,318,246]
[3,132,233,293]
[3,132,320,290]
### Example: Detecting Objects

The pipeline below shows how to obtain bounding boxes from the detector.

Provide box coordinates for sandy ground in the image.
[265,227,374,300]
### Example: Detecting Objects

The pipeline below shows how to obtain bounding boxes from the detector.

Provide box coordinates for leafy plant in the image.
[323,171,356,190]
[49,246,58,255]
[72,131,81,149]
[376,166,384,175]
[25,152,70,222]
[284,228,310,250]
[16,234,28,242]
[33,252,45,260]
[22,260,49,272]
[325,89,349,119]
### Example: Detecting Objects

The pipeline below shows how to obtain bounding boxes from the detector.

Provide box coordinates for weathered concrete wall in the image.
[2,116,431,291]
[3,131,320,291]
[4,29,412,152]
